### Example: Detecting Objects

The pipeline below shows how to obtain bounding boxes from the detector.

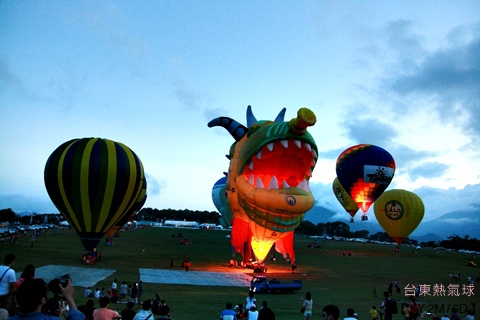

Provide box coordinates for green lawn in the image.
[1,227,477,320]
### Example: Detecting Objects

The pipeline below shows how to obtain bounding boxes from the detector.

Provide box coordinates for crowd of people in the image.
[0,253,174,320]
[1,253,476,320]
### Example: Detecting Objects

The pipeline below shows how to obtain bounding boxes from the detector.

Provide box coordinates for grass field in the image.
[1,227,477,320]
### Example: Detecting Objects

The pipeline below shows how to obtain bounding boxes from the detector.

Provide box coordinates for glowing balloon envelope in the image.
[209,106,318,263]
[374,189,425,245]
[332,177,359,219]
[336,144,395,213]
[44,138,145,251]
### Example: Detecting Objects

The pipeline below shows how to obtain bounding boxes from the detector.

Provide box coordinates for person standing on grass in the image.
[246,291,256,310]
[111,280,117,291]
[369,306,378,320]
[409,297,419,320]
[130,283,138,304]
[137,281,144,304]
[301,292,313,320]
[119,281,128,303]
[258,301,275,320]
[381,291,395,320]
[0,254,16,311]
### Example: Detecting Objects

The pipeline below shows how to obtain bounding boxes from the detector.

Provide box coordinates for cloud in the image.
[343,117,397,146]
[145,174,165,196]
[0,194,57,214]
[415,183,480,218]
[62,2,148,58]
[0,59,41,102]
[171,78,202,111]
[409,162,450,180]
[441,217,478,225]
[386,30,480,139]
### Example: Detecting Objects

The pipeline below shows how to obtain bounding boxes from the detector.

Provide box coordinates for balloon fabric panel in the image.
[374,189,425,245]
[332,177,359,218]
[209,106,318,262]
[44,138,144,251]
[336,144,395,213]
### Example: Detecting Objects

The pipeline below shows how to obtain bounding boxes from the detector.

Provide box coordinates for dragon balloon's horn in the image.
[246,105,257,127]
[274,108,286,123]
[288,108,316,135]
[208,117,248,141]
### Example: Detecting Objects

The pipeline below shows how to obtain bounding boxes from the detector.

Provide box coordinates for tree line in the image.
[1,208,478,250]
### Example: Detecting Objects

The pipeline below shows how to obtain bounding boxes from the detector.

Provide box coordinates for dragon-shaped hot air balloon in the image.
[209,106,318,264]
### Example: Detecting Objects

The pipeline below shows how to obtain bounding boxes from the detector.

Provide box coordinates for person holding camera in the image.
[10,277,85,320]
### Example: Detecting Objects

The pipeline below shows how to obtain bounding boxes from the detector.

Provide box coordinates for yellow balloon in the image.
[374,189,424,245]
[332,177,359,219]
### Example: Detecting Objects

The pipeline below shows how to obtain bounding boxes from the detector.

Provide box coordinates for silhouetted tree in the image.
[0,208,16,223]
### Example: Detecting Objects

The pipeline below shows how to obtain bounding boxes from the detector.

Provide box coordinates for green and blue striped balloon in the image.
[44,138,145,252]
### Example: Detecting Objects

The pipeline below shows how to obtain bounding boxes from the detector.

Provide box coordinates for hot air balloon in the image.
[336,144,395,215]
[332,177,359,221]
[209,106,318,263]
[107,177,147,239]
[44,138,145,252]
[374,189,424,245]
[212,176,234,229]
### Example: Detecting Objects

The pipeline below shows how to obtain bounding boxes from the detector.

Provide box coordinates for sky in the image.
[1,1,480,233]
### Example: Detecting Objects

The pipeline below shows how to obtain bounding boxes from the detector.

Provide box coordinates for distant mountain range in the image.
[304,205,480,242]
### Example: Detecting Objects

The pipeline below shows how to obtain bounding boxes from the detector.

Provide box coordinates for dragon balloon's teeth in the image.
[249,161,254,170]
[256,150,262,159]
[298,179,310,192]
[280,140,288,148]
[305,143,312,152]
[294,140,301,148]
[312,149,318,159]
[245,174,311,191]
[256,177,265,189]
[268,176,279,190]
[267,143,274,151]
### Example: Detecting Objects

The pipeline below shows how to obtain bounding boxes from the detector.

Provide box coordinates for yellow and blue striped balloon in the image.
[44,138,145,251]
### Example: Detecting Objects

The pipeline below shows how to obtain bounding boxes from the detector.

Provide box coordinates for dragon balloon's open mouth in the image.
[241,138,317,192]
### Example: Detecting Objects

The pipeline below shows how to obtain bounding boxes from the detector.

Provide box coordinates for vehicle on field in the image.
[250,275,302,293]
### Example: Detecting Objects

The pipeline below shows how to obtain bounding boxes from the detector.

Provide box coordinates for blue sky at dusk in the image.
[1,1,479,235]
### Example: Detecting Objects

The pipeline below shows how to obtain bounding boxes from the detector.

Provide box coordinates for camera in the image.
[47,274,71,294]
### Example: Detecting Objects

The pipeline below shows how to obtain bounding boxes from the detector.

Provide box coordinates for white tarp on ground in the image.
[17,265,251,288]
[18,265,116,288]
[139,268,251,287]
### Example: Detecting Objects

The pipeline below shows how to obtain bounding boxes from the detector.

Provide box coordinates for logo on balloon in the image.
[385,200,404,220]
[364,166,395,185]
[285,195,297,206]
